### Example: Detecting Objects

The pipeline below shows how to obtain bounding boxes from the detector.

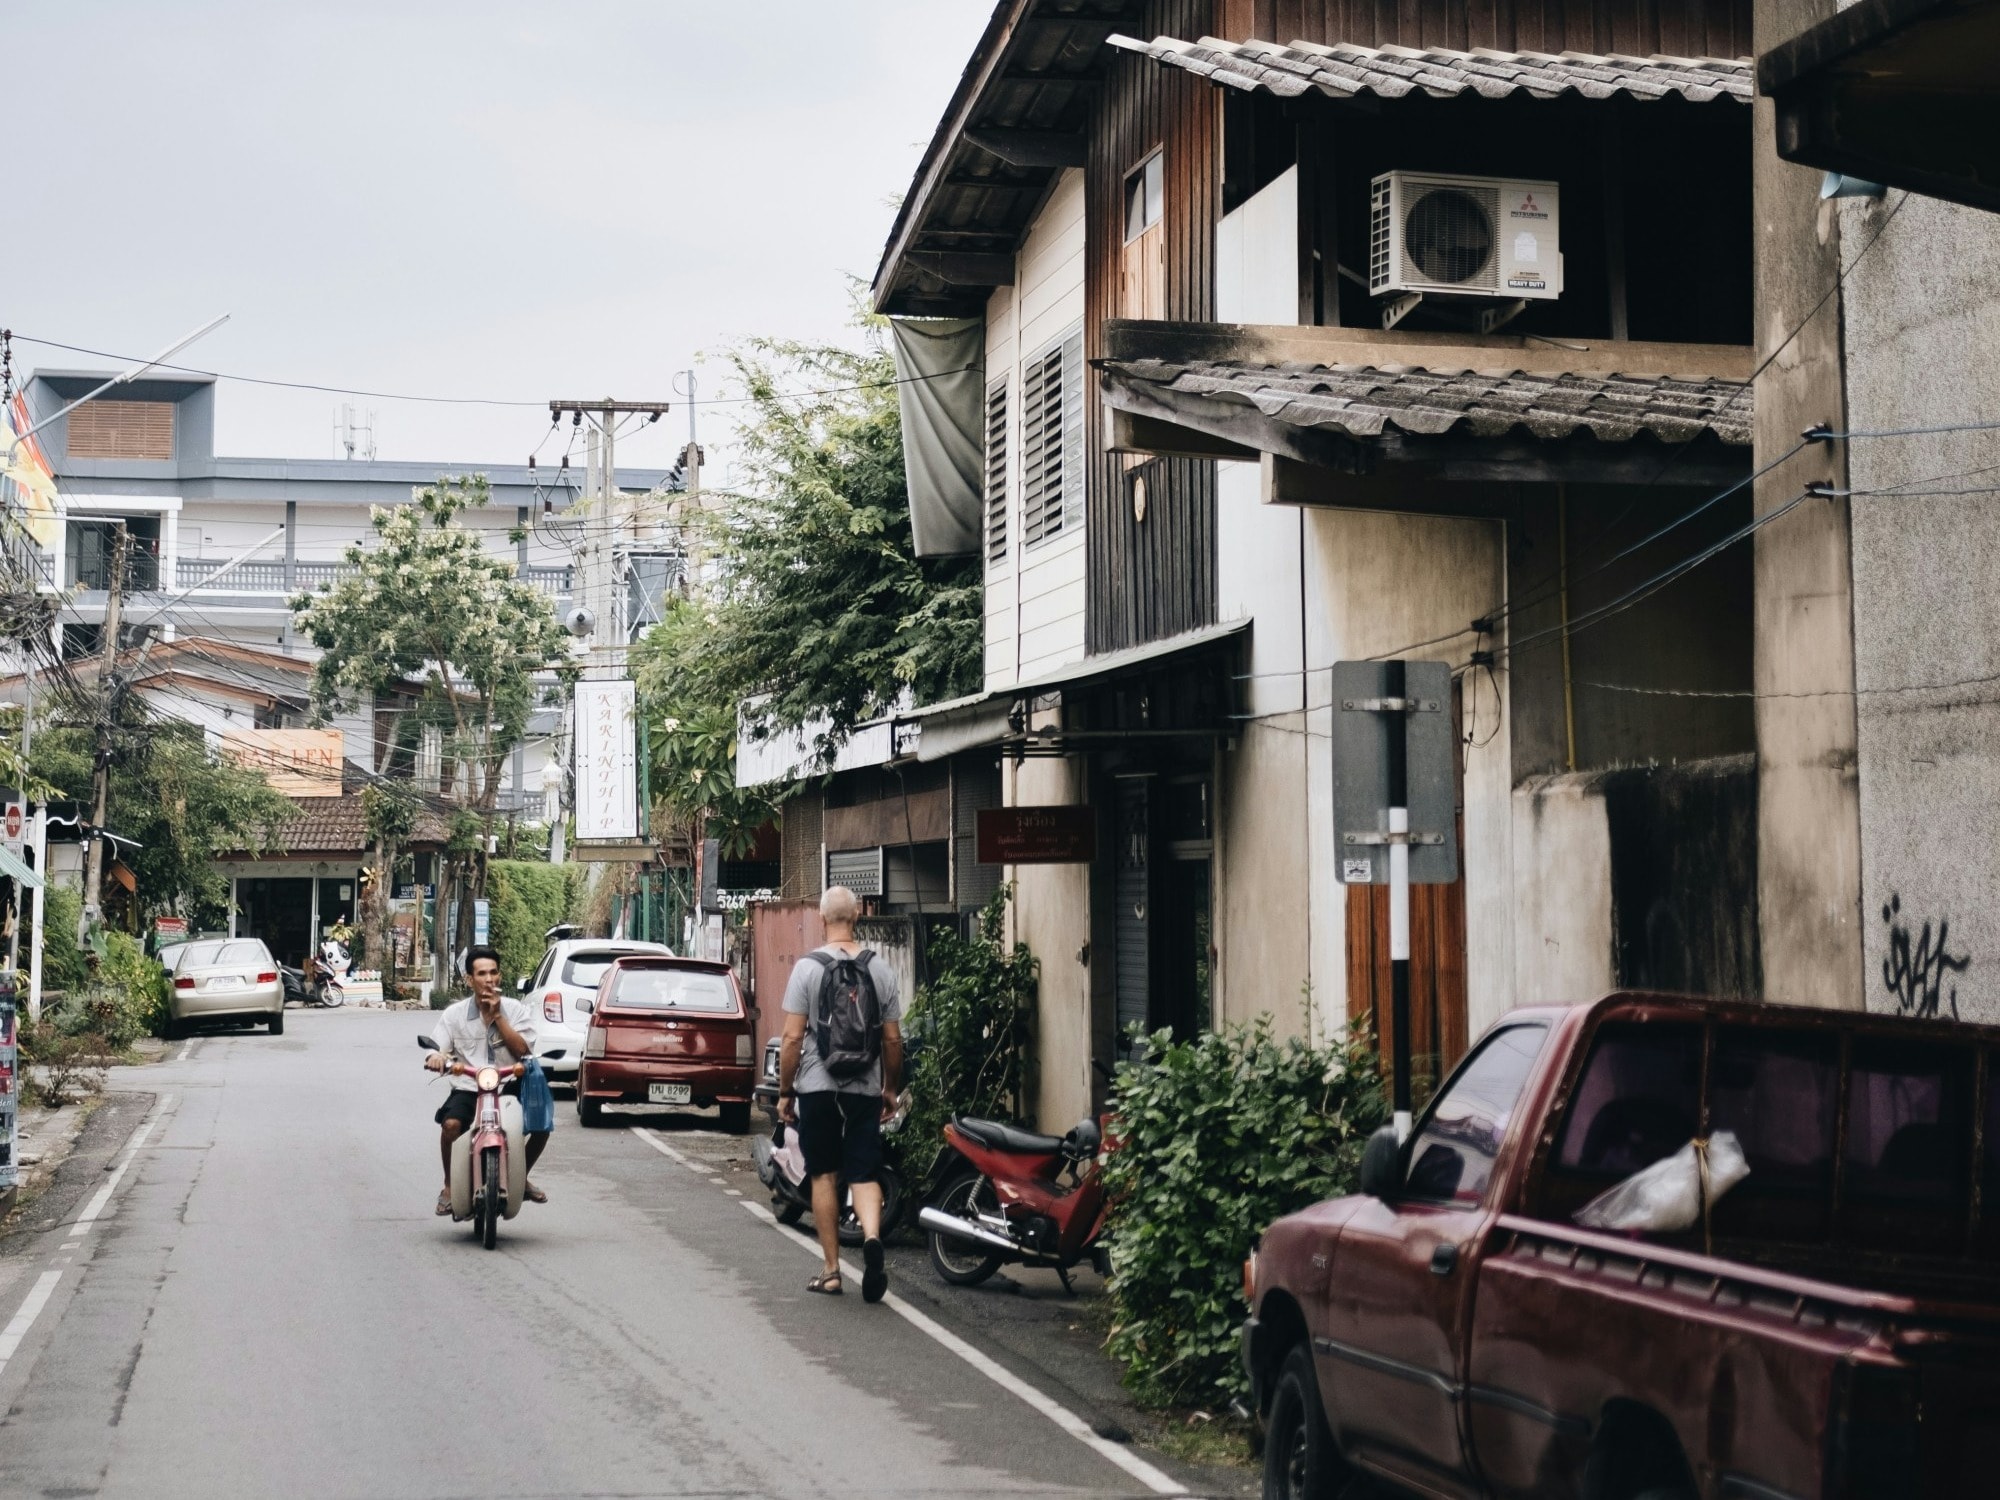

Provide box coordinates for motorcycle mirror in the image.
[417,1035,439,1052]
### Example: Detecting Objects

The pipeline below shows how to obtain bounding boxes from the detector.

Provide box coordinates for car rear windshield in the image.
[561,952,649,989]
[602,969,736,1013]
[179,940,269,970]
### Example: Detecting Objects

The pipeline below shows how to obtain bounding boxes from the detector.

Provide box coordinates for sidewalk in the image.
[630,1111,1261,1498]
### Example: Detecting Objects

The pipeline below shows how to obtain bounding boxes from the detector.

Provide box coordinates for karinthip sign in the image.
[573,680,639,842]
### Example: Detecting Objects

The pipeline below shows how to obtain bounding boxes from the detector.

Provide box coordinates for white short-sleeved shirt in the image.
[782,945,901,1095]
[431,996,539,1093]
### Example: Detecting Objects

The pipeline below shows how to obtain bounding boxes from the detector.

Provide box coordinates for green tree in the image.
[292,476,573,986]
[29,716,293,930]
[686,333,982,761]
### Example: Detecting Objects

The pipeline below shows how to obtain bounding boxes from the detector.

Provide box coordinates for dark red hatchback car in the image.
[576,956,756,1133]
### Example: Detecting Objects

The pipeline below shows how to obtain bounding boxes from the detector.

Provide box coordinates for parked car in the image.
[167,938,285,1038]
[576,955,755,1132]
[1242,992,2000,1500]
[517,938,674,1085]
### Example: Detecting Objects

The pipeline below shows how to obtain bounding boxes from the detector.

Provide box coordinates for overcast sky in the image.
[8,0,992,477]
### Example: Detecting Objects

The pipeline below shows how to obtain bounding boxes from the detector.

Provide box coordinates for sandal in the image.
[861,1238,887,1304]
[435,1189,453,1217]
[524,1181,547,1204]
[807,1271,844,1296]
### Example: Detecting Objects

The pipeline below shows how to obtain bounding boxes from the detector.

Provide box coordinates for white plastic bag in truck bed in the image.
[1574,1130,1750,1234]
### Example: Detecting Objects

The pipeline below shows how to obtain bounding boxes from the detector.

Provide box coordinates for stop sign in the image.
[2,803,20,842]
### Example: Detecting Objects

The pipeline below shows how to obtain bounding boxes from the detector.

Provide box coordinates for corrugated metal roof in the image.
[1102,357,1753,447]
[1106,34,1754,104]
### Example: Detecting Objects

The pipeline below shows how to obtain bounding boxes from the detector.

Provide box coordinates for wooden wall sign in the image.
[976,806,1096,865]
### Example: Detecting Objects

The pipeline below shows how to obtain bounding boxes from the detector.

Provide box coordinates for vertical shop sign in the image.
[574,680,639,842]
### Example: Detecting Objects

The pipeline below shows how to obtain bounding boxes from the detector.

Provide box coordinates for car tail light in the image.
[736,1030,753,1064]
[584,1027,606,1059]
[256,971,277,984]
[174,976,196,991]
[544,991,564,1023]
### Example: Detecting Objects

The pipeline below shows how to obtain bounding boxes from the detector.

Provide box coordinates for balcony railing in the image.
[173,557,574,601]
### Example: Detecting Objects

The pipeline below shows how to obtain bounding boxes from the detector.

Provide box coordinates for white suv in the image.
[519,938,675,1083]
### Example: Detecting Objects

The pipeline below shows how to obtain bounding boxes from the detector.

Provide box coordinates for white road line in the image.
[176,1039,194,1062]
[0,1272,63,1376]
[736,1200,1186,1494]
[72,1095,171,1231]
[627,1127,693,1167]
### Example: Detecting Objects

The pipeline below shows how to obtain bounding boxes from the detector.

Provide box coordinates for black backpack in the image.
[806,948,882,1080]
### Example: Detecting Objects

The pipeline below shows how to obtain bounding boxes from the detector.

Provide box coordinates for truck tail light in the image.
[583,1027,606,1059]
[174,977,196,991]
[544,991,564,1023]
[736,1030,753,1064]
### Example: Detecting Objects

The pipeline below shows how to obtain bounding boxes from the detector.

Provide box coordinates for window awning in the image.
[0,846,42,890]
[900,619,1252,762]
[1107,34,1753,106]
[1760,0,2000,215]
[1098,320,1753,490]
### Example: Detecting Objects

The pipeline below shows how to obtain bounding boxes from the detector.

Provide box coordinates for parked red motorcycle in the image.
[918,1115,1111,1290]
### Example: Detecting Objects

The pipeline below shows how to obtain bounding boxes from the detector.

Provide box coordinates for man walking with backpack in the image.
[777,885,903,1302]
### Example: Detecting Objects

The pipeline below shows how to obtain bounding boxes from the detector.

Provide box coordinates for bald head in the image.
[820,885,860,931]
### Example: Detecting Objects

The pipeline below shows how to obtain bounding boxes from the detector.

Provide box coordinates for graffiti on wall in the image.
[1880,893,1970,1020]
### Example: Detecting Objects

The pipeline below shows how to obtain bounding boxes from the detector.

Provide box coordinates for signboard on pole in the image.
[1,793,23,858]
[1329,661,1458,885]
[975,806,1097,865]
[574,680,639,842]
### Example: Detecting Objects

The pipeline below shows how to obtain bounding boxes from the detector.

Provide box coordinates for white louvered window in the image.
[984,377,1009,566]
[1021,327,1084,551]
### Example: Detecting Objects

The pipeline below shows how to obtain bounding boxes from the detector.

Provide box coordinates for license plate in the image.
[648,1083,692,1105]
[209,975,246,989]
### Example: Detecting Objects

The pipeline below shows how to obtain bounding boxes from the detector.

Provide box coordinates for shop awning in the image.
[1760,0,2000,214]
[1107,34,1752,105]
[902,619,1251,761]
[0,846,42,890]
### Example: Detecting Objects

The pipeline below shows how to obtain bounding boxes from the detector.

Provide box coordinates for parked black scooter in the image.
[751,1036,912,1244]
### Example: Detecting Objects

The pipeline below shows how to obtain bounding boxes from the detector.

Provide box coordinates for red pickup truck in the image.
[1242,993,2000,1500]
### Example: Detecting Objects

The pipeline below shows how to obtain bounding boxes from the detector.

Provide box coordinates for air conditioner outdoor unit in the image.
[1369,171,1562,302]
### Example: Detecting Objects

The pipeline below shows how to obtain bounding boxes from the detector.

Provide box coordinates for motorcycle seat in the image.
[953,1116,1066,1155]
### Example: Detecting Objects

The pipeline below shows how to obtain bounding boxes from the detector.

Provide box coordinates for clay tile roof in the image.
[1107,35,1754,105]
[1102,358,1753,447]
[219,786,452,859]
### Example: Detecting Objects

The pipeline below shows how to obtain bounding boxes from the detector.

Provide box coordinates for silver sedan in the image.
[170,938,286,1038]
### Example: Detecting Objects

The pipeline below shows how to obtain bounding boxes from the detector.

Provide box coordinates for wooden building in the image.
[877,0,1761,1129]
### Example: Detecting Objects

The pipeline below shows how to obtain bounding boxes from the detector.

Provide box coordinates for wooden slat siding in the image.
[1247,0,1746,48]
[1085,0,1220,655]
[67,400,173,460]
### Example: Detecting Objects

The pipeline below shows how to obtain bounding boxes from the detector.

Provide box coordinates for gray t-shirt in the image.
[782,945,901,1095]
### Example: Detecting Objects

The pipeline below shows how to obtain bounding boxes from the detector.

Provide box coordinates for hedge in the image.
[486,859,581,986]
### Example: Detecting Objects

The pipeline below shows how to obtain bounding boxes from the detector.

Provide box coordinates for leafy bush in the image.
[901,888,1038,1185]
[1103,1018,1388,1407]
[79,930,171,1046]
[37,886,89,997]
[16,1003,111,1106]
[486,859,580,987]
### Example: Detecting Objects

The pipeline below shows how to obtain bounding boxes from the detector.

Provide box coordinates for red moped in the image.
[918,1115,1110,1290]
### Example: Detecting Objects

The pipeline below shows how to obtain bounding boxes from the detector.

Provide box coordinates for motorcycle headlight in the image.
[476,1066,500,1092]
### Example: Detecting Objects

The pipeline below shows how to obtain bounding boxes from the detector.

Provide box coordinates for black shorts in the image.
[434,1080,520,1128]
[795,1091,882,1184]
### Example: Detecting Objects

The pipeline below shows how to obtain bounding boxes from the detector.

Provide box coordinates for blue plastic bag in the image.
[520,1057,555,1134]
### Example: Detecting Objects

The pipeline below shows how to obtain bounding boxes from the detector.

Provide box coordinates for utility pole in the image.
[546,400,670,674]
[79,524,128,941]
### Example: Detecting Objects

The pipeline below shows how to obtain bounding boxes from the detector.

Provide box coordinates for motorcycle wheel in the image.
[773,1191,805,1227]
[321,984,344,1009]
[927,1172,1004,1287]
[480,1146,500,1250]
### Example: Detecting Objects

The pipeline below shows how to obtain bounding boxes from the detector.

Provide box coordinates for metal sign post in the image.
[1332,660,1458,1141]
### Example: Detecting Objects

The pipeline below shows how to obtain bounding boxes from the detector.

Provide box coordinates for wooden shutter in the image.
[984,377,1009,565]
[66,400,174,460]
[1022,329,1084,550]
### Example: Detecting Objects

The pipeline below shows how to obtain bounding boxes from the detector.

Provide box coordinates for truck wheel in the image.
[1263,1345,1345,1500]
[718,1101,752,1135]
[577,1095,603,1127]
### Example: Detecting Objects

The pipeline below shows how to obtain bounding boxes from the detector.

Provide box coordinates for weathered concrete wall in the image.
[1752,0,1863,1009]
[1841,190,2000,1025]
[1511,775,1616,1004]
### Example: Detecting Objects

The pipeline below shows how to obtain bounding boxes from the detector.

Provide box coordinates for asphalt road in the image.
[0,1009,1201,1500]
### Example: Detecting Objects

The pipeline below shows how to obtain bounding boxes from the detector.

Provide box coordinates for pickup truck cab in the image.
[1244,993,2000,1500]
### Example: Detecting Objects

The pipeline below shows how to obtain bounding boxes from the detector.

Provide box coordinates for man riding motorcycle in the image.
[425,945,551,1215]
